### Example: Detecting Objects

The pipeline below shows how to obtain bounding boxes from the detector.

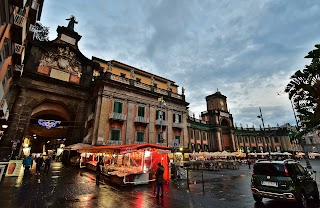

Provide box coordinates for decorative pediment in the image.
[39,47,82,78]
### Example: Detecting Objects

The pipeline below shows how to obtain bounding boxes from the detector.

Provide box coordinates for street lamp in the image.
[158,97,166,145]
[257,107,271,159]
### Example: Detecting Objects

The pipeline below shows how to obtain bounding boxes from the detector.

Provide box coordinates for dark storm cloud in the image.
[40,0,320,127]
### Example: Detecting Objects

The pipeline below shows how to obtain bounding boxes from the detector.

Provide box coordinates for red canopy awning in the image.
[78,144,171,154]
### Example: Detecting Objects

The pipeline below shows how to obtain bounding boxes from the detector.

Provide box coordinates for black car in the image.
[251,159,319,208]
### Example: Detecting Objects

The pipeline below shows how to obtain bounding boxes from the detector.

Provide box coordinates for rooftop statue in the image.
[66,15,78,31]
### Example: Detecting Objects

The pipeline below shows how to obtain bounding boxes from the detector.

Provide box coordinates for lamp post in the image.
[158,97,166,145]
[257,107,271,159]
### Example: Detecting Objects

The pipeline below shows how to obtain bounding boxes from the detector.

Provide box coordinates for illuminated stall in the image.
[78,144,171,185]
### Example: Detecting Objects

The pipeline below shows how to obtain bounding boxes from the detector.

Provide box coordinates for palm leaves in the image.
[285,57,320,132]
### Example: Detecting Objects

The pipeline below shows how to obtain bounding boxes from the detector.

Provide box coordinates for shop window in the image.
[274,136,279,143]
[113,101,123,113]
[156,110,165,120]
[136,131,144,142]
[137,106,145,117]
[110,129,121,141]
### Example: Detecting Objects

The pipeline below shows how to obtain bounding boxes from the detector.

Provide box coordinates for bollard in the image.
[202,169,204,192]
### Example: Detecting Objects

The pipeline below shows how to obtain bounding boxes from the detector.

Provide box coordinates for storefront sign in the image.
[5,160,23,177]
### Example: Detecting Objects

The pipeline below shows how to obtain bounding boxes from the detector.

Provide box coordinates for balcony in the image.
[10,0,27,8]
[107,140,122,145]
[10,13,26,44]
[12,43,24,65]
[134,141,146,144]
[155,119,167,126]
[109,112,126,121]
[173,122,183,129]
[156,143,167,146]
[134,116,149,124]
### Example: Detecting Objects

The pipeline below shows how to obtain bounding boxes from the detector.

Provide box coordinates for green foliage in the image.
[285,56,320,133]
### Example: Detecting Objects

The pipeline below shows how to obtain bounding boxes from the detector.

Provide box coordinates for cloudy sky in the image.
[40,0,320,128]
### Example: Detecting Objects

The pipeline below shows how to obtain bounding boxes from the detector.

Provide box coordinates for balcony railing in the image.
[134,141,146,144]
[13,13,26,27]
[134,81,151,91]
[110,74,130,84]
[156,143,167,146]
[134,116,149,123]
[155,119,167,126]
[173,122,184,129]
[109,112,127,121]
[14,43,24,54]
[108,140,122,145]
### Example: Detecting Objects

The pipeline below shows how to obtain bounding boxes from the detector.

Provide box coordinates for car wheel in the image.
[253,195,263,202]
[298,192,308,208]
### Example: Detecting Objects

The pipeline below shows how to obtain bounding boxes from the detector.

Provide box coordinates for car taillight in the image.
[284,165,289,176]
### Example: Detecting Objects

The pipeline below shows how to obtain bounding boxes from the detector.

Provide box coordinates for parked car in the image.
[251,159,319,208]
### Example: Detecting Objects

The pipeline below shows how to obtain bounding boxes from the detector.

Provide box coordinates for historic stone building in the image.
[0,0,44,158]
[0,18,188,160]
[188,91,296,153]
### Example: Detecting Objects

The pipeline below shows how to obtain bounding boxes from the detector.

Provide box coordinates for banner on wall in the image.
[5,160,24,177]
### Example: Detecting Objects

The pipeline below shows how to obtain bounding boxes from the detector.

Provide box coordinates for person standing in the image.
[247,158,252,169]
[35,155,44,175]
[96,158,104,185]
[44,156,52,174]
[23,155,33,176]
[155,163,164,198]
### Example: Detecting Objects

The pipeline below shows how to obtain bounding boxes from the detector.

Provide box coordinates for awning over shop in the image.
[64,143,92,151]
[77,144,171,154]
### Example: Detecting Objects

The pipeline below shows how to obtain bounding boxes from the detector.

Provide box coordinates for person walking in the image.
[247,158,252,169]
[35,154,44,175]
[23,155,33,176]
[96,158,104,185]
[155,163,165,198]
[44,156,52,174]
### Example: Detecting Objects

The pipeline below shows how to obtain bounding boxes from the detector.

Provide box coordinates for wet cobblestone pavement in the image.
[1,161,320,208]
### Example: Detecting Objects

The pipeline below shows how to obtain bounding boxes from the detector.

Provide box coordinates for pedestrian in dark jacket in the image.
[44,156,52,174]
[35,155,44,175]
[247,158,252,169]
[23,155,33,176]
[96,158,104,185]
[155,163,164,198]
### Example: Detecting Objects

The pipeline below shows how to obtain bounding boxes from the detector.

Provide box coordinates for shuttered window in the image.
[114,101,123,113]
[136,131,144,142]
[138,106,145,117]
[110,129,121,141]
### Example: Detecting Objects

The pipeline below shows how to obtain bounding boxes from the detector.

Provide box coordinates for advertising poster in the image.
[5,160,24,177]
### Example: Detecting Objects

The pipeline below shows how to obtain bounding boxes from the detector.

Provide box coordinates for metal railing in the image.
[109,112,127,121]
[134,116,149,123]
[155,119,167,126]
[173,122,184,128]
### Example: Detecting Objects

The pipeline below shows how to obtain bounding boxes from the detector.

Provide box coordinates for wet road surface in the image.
[0,160,319,208]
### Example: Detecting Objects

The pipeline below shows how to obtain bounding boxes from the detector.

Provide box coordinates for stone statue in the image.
[130,69,135,79]
[167,82,171,91]
[151,77,155,86]
[107,62,112,72]
[182,87,185,95]
[66,15,78,31]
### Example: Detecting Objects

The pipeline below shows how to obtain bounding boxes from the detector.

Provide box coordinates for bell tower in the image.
[206,89,228,112]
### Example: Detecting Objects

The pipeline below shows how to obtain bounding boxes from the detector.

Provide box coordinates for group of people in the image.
[22,154,52,176]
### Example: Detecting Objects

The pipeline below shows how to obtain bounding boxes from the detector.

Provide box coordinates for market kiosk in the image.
[78,144,171,186]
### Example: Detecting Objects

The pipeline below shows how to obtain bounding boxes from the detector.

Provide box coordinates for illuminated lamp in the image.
[2,124,8,129]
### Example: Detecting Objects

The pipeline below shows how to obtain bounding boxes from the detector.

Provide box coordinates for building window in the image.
[156,110,165,120]
[195,130,200,139]
[188,129,193,139]
[245,137,249,143]
[274,136,279,143]
[257,137,262,143]
[120,73,126,78]
[202,132,207,140]
[175,135,180,144]
[238,137,243,143]
[157,133,163,143]
[110,129,121,141]
[137,106,145,117]
[251,137,255,143]
[113,101,123,113]
[173,113,181,123]
[136,131,144,142]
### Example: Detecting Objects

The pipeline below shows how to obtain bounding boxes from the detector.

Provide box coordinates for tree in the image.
[285,56,320,133]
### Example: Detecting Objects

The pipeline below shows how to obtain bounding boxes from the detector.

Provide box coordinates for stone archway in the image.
[220,118,233,151]
[27,101,72,153]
